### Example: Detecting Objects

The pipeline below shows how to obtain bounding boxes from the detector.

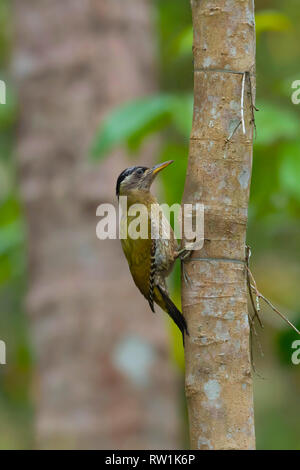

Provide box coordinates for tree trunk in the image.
[12,0,180,449]
[182,0,256,450]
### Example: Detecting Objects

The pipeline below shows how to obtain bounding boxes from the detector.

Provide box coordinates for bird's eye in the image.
[136,168,144,176]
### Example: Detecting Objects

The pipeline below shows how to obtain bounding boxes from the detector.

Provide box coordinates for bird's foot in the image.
[176,243,194,286]
[177,247,193,261]
[177,248,193,285]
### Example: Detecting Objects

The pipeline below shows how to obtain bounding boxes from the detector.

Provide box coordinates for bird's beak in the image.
[151,160,174,176]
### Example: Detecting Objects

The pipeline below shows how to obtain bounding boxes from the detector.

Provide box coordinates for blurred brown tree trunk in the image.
[12,0,180,449]
[182,0,256,449]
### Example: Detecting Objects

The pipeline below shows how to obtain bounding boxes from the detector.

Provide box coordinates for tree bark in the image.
[182,0,256,450]
[12,0,180,449]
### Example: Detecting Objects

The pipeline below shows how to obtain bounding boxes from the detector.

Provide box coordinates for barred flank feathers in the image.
[148,239,156,312]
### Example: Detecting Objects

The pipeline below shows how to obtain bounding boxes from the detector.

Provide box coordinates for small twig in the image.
[246,265,259,295]
[246,266,261,311]
[225,71,248,143]
[182,264,193,286]
[241,72,246,134]
[246,247,264,376]
[248,277,263,328]
[246,255,299,335]
[225,119,242,143]
[246,71,258,139]
[250,284,300,335]
[251,318,264,359]
[249,323,265,379]
[245,243,299,378]
[245,246,263,328]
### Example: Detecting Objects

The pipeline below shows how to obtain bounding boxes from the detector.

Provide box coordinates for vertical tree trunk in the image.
[182,0,256,450]
[12,0,180,449]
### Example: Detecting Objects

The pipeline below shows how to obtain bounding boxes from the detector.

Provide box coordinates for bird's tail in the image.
[155,285,189,344]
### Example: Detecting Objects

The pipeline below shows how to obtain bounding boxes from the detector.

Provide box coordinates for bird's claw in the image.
[182,263,193,286]
[176,247,193,261]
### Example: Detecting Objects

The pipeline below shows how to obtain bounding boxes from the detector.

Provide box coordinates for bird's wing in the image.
[121,216,155,308]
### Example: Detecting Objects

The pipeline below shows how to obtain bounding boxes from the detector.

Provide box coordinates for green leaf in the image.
[171,94,193,137]
[0,1,11,66]
[0,84,17,131]
[90,95,175,160]
[0,221,24,255]
[126,111,170,154]
[170,26,193,60]
[279,142,300,201]
[255,103,299,145]
[256,10,292,39]
[0,197,21,225]
[159,143,188,205]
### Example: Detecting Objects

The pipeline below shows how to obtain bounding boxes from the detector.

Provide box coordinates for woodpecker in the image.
[116,160,189,343]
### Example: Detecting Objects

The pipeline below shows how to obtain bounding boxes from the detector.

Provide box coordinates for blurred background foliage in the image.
[1,0,300,449]
[0,0,33,449]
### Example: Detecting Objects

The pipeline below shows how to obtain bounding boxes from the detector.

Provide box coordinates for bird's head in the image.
[116,160,173,197]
